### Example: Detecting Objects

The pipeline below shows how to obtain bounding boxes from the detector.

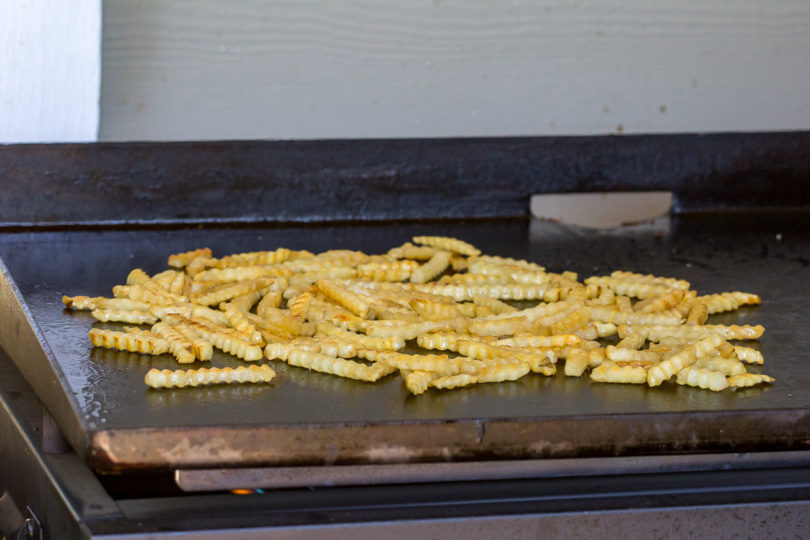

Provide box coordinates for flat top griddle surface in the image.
[1,213,809,469]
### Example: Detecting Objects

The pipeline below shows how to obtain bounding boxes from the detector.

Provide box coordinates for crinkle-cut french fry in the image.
[188,306,230,327]
[549,306,590,335]
[241,312,296,341]
[411,282,554,301]
[469,255,545,273]
[264,342,293,361]
[185,256,217,276]
[410,251,452,284]
[167,322,214,361]
[193,266,293,284]
[694,292,762,314]
[616,333,645,350]
[694,356,746,376]
[416,332,466,352]
[734,346,764,365]
[216,248,293,268]
[633,289,686,313]
[590,284,616,306]
[456,340,554,367]
[606,346,660,364]
[193,278,273,306]
[220,290,265,313]
[286,349,395,382]
[288,286,316,321]
[609,270,691,291]
[564,348,589,376]
[89,328,169,355]
[316,323,405,351]
[316,279,375,319]
[388,242,441,260]
[63,295,152,312]
[113,284,185,306]
[357,260,420,281]
[473,362,531,383]
[412,235,481,257]
[615,295,633,313]
[572,325,598,340]
[256,288,284,316]
[497,334,582,348]
[402,370,438,395]
[472,294,518,315]
[363,319,467,339]
[583,277,673,299]
[168,247,213,268]
[150,321,197,364]
[587,307,683,326]
[169,271,186,296]
[676,366,729,391]
[145,364,276,389]
[126,268,155,287]
[283,254,366,274]
[409,297,464,321]
[685,302,709,326]
[223,309,264,345]
[91,308,157,325]
[727,373,774,388]
[449,255,468,272]
[437,273,509,286]
[151,269,181,290]
[306,296,366,330]
[646,335,723,387]
[361,350,483,375]
[590,361,648,384]
[431,373,478,390]
[171,316,264,361]
[619,324,765,342]
[588,347,607,367]
[467,315,531,337]
[286,337,357,359]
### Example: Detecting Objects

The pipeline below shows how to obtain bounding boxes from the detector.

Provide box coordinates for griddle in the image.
[2,134,810,538]
[1,210,809,473]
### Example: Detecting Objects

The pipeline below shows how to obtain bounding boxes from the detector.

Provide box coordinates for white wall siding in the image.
[0,0,101,143]
[100,0,810,141]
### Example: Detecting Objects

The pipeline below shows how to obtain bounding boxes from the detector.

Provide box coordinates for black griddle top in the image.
[1,213,809,472]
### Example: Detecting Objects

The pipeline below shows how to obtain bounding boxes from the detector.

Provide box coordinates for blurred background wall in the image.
[3,0,809,143]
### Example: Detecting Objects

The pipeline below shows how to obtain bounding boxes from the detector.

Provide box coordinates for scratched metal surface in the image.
[0,213,808,471]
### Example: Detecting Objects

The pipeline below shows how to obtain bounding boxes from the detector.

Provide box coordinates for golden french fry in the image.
[727,373,774,388]
[430,374,478,390]
[675,366,729,391]
[564,348,589,377]
[402,370,438,395]
[694,356,746,376]
[412,235,481,256]
[91,308,157,325]
[145,364,275,389]
[316,323,405,351]
[734,346,764,365]
[89,328,169,355]
[150,321,197,364]
[606,346,660,364]
[410,251,452,283]
[646,335,724,387]
[590,361,647,384]
[286,348,395,382]
[168,248,212,268]
[695,292,761,314]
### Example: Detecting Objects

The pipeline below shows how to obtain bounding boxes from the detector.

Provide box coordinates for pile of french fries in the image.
[63,235,773,393]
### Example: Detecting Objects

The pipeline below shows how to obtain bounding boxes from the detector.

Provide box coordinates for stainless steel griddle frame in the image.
[1,133,810,538]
